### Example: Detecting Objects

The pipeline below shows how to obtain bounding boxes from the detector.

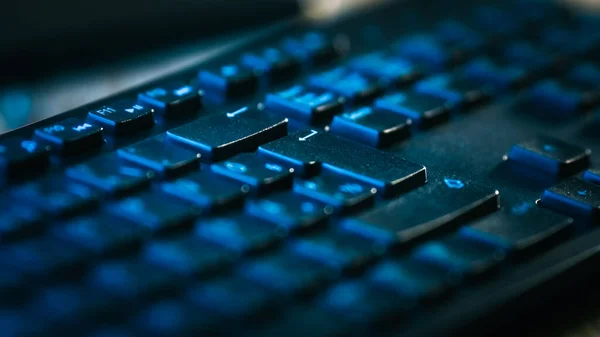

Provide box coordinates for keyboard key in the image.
[137,83,202,118]
[67,154,155,196]
[211,153,294,194]
[541,177,600,221]
[0,137,49,180]
[198,64,259,98]
[134,299,218,337]
[309,67,384,104]
[282,32,339,66]
[460,203,573,254]
[293,172,377,213]
[473,5,520,37]
[107,191,198,234]
[342,177,499,246]
[436,20,485,53]
[195,215,282,254]
[330,106,411,147]
[88,101,155,134]
[53,214,144,257]
[567,63,600,91]
[161,172,247,211]
[241,47,301,84]
[415,74,490,108]
[508,136,590,176]
[348,52,421,87]
[265,85,344,124]
[584,168,600,185]
[527,80,598,115]
[246,191,332,233]
[118,135,201,178]
[0,203,43,242]
[247,305,348,337]
[11,176,98,217]
[34,118,104,155]
[143,235,237,277]
[463,57,528,90]
[258,130,426,197]
[166,107,287,161]
[374,91,452,128]
[394,34,459,71]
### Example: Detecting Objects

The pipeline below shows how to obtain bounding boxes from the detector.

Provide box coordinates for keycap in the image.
[107,191,199,234]
[89,258,180,301]
[137,83,202,118]
[166,107,287,161]
[460,203,574,254]
[211,153,294,194]
[53,214,145,257]
[11,176,98,217]
[463,57,528,90]
[134,299,219,337]
[118,135,201,178]
[527,80,598,115]
[196,215,283,254]
[245,192,333,233]
[394,34,460,70]
[143,235,237,277]
[473,5,520,37]
[258,130,426,197]
[241,47,301,84]
[238,248,338,296]
[374,91,452,129]
[34,118,104,154]
[161,172,247,211]
[264,85,344,124]
[412,235,506,278]
[67,154,155,196]
[294,173,377,213]
[541,177,600,221]
[508,136,590,176]
[0,203,43,242]
[415,74,490,108]
[342,177,499,246]
[198,64,259,98]
[584,168,600,185]
[309,67,384,104]
[0,137,49,179]
[348,51,421,87]
[567,63,600,91]
[329,106,411,147]
[436,20,485,53]
[88,100,155,134]
[282,32,339,66]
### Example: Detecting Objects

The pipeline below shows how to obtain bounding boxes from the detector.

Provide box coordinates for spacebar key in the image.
[258,129,426,197]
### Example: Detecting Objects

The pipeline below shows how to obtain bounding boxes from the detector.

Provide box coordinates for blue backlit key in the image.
[330,106,411,147]
[134,299,218,337]
[507,136,590,176]
[88,100,154,135]
[463,57,528,91]
[282,32,339,66]
[259,130,426,197]
[394,34,453,71]
[374,91,452,129]
[309,67,383,104]
[567,63,600,91]
[0,203,42,242]
[415,74,490,108]
[265,85,344,124]
[161,172,247,211]
[584,168,600,185]
[143,235,237,277]
[348,52,421,87]
[195,215,282,254]
[241,47,301,84]
[473,5,520,37]
[166,107,287,161]
[211,153,294,195]
[118,135,201,178]
[34,118,104,155]
[294,172,377,213]
[0,137,49,179]
[198,64,259,98]
[67,154,154,196]
[527,80,597,115]
[541,177,600,221]
[436,20,485,53]
[137,83,201,118]
[245,191,333,233]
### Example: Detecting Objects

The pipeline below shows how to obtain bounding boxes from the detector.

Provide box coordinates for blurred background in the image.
[0,0,597,133]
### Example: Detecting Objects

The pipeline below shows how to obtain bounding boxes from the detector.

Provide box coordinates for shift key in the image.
[258,129,426,197]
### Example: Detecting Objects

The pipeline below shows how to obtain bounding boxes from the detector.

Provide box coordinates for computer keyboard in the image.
[1,0,600,336]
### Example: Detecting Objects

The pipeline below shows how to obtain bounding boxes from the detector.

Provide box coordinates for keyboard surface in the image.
[2,1,600,336]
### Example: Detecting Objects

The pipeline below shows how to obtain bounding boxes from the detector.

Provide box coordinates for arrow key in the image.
[88,100,154,135]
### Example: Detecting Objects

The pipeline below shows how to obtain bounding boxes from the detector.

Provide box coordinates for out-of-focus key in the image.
[375,91,452,129]
[137,83,202,118]
[309,67,384,104]
[198,64,259,98]
[0,137,49,180]
[241,47,301,84]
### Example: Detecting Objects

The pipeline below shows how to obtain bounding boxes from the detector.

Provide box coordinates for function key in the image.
[415,74,491,108]
[375,92,451,129]
[282,32,340,67]
[0,137,49,180]
[507,136,590,176]
[348,52,421,87]
[88,100,154,135]
[265,85,344,124]
[34,118,104,155]
[241,47,301,84]
[330,106,411,148]
[309,67,384,104]
[137,83,202,118]
[541,177,600,221]
[198,64,259,98]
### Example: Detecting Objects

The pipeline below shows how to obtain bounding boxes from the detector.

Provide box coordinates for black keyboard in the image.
[1,1,600,336]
